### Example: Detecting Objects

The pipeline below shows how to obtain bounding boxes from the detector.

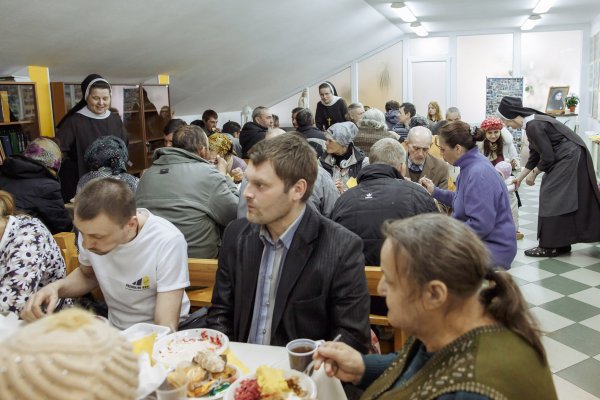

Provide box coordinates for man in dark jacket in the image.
[295,108,327,158]
[239,106,273,158]
[0,138,72,233]
[207,134,370,354]
[331,137,438,266]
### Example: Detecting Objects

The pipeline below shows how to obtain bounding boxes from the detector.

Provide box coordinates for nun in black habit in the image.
[56,74,128,202]
[497,96,600,257]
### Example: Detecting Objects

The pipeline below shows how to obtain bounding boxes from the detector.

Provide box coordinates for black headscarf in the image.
[56,74,111,129]
[497,96,547,120]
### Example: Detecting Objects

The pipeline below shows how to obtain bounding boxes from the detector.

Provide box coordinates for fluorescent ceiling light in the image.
[533,0,553,14]
[391,2,417,23]
[521,15,541,31]
[410,22,428,37]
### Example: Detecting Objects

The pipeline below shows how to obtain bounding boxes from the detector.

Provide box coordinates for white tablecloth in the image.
[229,342,348,400]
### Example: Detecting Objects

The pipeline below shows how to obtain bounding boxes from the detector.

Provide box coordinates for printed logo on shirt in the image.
[365,193,373,200]
[125,276,151,291]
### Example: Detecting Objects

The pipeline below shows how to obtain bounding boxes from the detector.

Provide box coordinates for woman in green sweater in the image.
[313,213,557,400]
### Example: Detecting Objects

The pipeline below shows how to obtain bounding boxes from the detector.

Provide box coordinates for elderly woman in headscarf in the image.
[0,137,72,233]
[497,96,600,257]
[320,121,369,193]
[76,136,139,194]
[207,133,246,184]
[353,108,400,155]
[56,74,128,203]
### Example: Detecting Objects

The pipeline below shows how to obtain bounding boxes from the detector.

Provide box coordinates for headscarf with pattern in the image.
[84,135,128,174]
[209,133,234,157]
[23,137,62,173]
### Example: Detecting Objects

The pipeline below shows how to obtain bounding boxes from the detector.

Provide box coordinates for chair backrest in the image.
[188,258,218,288]
[52,232,78,275]
[365,266,382,296]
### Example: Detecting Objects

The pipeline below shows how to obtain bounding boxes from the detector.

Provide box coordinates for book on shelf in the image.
[0,135,12,157]
[0,91,9,123]
[0,138,5,163]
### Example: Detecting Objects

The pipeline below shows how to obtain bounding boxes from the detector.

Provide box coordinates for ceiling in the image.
[1,0,599,116]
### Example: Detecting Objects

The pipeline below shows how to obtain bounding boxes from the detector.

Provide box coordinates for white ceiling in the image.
[1,0,599,116]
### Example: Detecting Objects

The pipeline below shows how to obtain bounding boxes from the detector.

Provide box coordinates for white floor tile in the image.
[570,288,600,309]
[513,251,550,264]
[516,238,540,250]
[509,265,555,282]
[595,354,600,362]
[530,307,576,333]
[553,375,600,400]
[519,283,563,305]
[542,336,589,373]
[571,243,596,251]
[580,315,600,332]
[561,269,600,286]
[554,254,600,267]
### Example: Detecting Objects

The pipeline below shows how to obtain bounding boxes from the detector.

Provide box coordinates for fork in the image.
[303,334,342,377]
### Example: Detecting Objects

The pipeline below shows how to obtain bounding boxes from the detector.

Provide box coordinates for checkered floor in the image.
[511,183,600,399]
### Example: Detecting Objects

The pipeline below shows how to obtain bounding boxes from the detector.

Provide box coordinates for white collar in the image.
[321,96,341,106]
[522,114,535,130]
[76,107,111,120]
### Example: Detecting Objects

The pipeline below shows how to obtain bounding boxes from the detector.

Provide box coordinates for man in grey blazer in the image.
[207,134,371,353]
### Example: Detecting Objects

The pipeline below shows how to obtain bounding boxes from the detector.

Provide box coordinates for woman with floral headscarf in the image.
[56,74,128,203]
[0,138,72,233]
[77,135,139,194]
[208,133,246,184]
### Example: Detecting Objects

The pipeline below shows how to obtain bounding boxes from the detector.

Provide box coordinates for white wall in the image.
[588,13,600,134]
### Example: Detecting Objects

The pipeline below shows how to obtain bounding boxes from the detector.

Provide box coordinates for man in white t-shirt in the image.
[21,178,190,332]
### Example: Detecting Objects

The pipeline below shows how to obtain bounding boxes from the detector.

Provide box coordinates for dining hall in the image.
[2,1,600,399]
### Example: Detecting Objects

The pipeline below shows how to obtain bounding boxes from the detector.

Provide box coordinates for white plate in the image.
[224,369,317,400]
[153,328,229,368]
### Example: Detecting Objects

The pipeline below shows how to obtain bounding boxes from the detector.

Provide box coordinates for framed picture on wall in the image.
[545,86,569,114]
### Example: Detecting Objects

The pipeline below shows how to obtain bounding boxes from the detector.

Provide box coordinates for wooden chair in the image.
[52,232,78,275]
[365,266,407,352]
[186,258,218,308]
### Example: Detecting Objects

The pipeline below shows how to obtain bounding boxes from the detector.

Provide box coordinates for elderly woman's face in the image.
[377,239,424,333]
[86,88,111,115]
[325,135,346,155]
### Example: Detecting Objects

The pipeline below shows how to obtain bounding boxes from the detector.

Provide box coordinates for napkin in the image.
[224,349,250,374]
[136,352,167,400]
[0,312,23,342]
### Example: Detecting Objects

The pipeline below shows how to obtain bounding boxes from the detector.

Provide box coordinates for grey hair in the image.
[407,126,433,143]
[252,106,269,122]
[359,108,386,130]
[173,125,208,153]
[347,102,364,111]
[369,137,406,166]
[446,107,461,118]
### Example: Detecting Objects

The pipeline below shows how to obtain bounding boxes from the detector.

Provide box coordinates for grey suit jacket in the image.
[207,206,371,353]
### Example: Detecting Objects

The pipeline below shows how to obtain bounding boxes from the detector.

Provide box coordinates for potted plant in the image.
[565,94,579,113]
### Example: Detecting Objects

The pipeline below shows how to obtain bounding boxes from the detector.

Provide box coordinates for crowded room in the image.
[2,0,600,399]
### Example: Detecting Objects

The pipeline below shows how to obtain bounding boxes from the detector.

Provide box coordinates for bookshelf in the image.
[0,82,41,163]
[50,82,170,174]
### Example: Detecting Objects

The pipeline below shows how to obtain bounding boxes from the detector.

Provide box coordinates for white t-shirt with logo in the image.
[78,209,190,329]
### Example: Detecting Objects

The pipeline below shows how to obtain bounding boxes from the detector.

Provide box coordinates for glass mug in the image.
[286,338,323,372]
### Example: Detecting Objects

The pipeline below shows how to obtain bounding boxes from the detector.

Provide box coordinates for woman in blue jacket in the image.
[420,121,517,269]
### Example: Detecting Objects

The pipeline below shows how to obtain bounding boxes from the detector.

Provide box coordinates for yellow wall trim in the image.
[28,66,54,137]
